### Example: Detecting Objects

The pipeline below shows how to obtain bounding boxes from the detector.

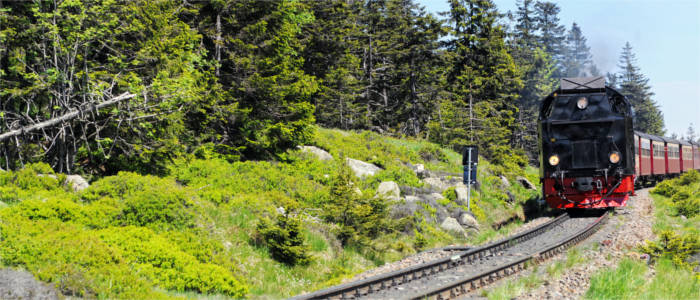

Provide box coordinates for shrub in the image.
[418,144,448,162]
[652,180,678,197]
[256,213,312,266]
[442,187,457,202]
[678,169,700,185]
[98,226,248,297]
[82,172,196,229]
[639,230,700,270]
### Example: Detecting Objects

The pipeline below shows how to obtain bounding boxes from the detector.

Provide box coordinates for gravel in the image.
[0,269,59,300]
[363,215,601,299]
[345,217,554,283]
[503,189,655,300]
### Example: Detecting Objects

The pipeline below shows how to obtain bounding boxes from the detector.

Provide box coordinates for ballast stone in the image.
[346,158,381,178]
[298,146,333,161]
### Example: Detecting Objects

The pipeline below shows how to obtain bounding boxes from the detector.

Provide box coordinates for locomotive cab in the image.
[539,77,635,208]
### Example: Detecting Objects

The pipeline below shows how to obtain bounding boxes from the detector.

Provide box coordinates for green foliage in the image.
[323,156,391,247]
[413,230,428,251]
[584,258,647,300]
[418,144,449,162]
[639,230,700,270]
[256,213,312,266]
[651,171,700,217]
[442,187,457,202]
[81,172,196,229]
[651,180,678,197]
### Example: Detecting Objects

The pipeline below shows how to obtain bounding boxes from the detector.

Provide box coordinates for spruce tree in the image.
[562,22,595,77]
[534,1,566,74]
[616,42,665,135]
[439,0,524,164]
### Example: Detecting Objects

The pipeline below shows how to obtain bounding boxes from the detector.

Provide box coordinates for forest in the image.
[0,0,667,176]
[0,0,687,298]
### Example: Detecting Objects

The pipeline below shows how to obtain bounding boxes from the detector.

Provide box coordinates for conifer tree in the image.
[439,0,524,164]
[534,1,566,74]
[615,42,665,135]
[562,22,596,77]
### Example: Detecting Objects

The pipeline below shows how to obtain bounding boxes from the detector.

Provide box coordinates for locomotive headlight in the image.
[576,97,588,109]
[548,154,560,166]
[609,151,621,164]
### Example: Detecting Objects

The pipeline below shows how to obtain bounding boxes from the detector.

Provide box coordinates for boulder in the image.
[298,146,333,161]
[429,193,445,200]
[376,181,400,200]
[0,269,59,300]
[440,217,466,235]
[413,164,427,178]
[346,158,381,178]
[455,185,469,204]
[516,176,536,190]
[458,213,479,229]
[423,177,449,192]
[404,195,421,203]
[500,175,510,188]
[66,175,89,192]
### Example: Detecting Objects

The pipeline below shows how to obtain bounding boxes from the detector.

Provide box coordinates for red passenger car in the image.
[680,140,693,172]
[663,137,681,175]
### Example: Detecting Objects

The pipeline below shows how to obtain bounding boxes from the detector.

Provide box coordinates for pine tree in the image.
[686,124,697,142]
[534,1,566,74]
[439,0,524,164]
[508,0,557,160]
[615,42,665,135]
[562,22,596,77]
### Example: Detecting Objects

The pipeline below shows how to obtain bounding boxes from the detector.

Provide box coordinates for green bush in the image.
[256,213,312,266]
[442,187,457,202]
[678,169,700,185]
[652,180,679,197]
[82,172,196,229]
[98,226,247,297]
[639,230,700,270]
[418,144,448,162]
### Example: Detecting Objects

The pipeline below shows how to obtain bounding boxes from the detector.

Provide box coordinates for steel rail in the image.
[409,212,609,300]
[290,214,569,300]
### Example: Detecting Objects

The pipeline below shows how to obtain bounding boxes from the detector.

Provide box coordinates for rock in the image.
[298,146,333,161]
[516,176,536,190]
[376,181,400,200]
[413,164,427,178]
[346,158,381,178]
[404,195,421,203]
[458,213,479,228]
[66,175,89,192]
[0,269,59,300]
[276,206,286,215]
[423,177,449,191]
[500,175,510,187]
[506,191,515,203]
[354,187,363,196]
[440,217,466,235]
[429,193,445,200]
[680,215,687,220]
[455,185,469,204]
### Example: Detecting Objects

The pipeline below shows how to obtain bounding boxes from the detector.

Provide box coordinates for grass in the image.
[546,247,585,278]
[584,171,700,299]
[584,258,648,300]
[485,268,543,300]
[0,127,547,299]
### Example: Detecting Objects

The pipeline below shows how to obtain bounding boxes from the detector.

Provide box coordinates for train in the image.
[538,76,700,209]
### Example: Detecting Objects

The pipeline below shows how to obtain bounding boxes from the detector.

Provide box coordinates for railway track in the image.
[291,211,608,300]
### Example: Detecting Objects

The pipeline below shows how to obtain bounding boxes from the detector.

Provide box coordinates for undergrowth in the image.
[0,127,544,298]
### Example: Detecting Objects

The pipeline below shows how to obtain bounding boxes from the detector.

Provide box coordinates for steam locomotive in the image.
[538,77,700,209]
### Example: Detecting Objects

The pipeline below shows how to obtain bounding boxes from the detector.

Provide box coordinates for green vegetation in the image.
[0,127,547,298]
[584,170,700,298]
[485,268,543,300]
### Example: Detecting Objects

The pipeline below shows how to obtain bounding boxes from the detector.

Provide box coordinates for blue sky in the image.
[417,0,700,138]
